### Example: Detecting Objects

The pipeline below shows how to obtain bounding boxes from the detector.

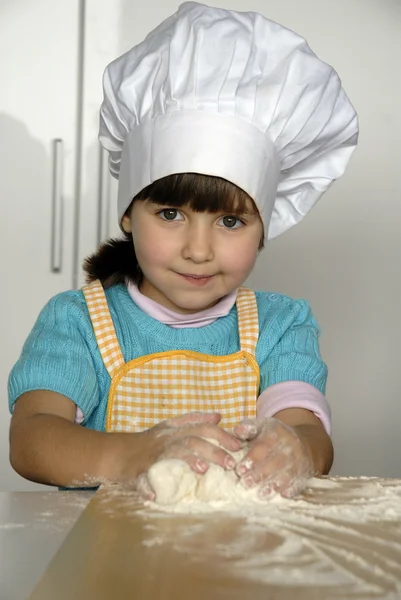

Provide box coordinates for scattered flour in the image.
[31,492,93,532]
[141,477,401,596]
[97,476,401,597]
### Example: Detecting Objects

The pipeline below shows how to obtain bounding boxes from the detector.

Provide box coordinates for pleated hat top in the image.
[99,1,358,240]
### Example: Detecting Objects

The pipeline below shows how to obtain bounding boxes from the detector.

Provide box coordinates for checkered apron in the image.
[83,280,260,432]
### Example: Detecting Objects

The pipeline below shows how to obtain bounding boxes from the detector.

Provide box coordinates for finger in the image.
[255,458,310,499]
[235,435,279,477]
[281,475,309,499]
[246,437,312,493]
[258,469,307,499]
[234,417,285,442]
[233,419,260,441]
[179,436,238,471]
[162,441,210,474]
[172,421,242,453]
[240,451,291,489]
[259,469,295,497]
[167,411,221,428]
[192,424,243,453]
[234,454,254,477]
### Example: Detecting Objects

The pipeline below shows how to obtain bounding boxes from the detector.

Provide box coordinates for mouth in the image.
[177,273,215,286]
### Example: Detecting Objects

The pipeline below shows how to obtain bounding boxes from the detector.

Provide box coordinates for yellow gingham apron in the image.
[82,280,260,432]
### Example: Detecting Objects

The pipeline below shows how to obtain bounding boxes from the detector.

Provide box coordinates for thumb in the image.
[233,418,260,441]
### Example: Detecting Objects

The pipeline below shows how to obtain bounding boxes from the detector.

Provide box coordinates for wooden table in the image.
[0,490,92,600]
[23,477,401,600]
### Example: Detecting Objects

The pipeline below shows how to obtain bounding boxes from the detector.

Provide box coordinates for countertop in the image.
[0,491,92,600]
[3,477,401,600]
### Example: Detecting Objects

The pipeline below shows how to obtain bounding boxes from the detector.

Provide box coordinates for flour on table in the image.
[98,477,401,596]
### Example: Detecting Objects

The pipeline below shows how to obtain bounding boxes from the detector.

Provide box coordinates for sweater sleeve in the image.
[8,292,100,422]
[256,381,332,435]
[256,295,328,395]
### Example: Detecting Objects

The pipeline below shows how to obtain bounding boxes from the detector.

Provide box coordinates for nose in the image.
[181,220,214,263]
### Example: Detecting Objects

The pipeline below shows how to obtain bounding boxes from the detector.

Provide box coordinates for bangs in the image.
[134,173,257,215]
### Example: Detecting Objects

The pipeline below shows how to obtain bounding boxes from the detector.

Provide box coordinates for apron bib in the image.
[83,280,260,432]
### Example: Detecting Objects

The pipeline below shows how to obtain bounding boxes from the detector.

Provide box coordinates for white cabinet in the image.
[0,0,80,490]
[76,0,123,289]
[0,0,125,490]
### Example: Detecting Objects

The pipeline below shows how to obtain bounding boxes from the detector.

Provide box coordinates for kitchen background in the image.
[1,0,400,490]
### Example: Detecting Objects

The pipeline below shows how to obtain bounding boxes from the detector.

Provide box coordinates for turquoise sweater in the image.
[8,285,327,431]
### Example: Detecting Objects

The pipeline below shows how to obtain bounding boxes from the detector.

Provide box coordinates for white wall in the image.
[1,0,400,490]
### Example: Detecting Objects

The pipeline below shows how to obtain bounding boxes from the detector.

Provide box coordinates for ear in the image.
[121,213,132,233]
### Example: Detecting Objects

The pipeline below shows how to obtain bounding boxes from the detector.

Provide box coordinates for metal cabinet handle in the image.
[97,146,111,246]
[50,138,63,273]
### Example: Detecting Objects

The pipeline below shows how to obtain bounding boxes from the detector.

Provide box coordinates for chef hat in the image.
[99,1,358,240]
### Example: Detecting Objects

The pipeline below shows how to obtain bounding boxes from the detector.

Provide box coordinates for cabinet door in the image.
[76,0,123,289]
[0,0,80,490]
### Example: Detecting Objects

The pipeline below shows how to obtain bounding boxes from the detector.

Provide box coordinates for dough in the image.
[196,463,239,501]
[147,438,247,505]
[147,459,198,505]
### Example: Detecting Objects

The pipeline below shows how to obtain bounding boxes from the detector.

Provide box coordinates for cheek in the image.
[132,228,174,267]
[221,238,259,272]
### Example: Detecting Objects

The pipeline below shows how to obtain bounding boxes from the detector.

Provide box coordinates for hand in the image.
[121,412,242,496]
[150,411,242,472]
[233,417,314,499]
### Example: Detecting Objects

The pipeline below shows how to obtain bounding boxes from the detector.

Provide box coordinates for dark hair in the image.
[83,173,264,288]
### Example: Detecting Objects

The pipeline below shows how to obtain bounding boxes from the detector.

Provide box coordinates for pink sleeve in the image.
[256,381,332,435]
[75,407,84,425]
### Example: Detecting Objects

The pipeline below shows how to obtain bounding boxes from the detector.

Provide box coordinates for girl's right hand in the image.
[119,411,241,491]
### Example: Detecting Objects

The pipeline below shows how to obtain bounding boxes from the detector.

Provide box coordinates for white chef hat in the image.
[99,1,358,240]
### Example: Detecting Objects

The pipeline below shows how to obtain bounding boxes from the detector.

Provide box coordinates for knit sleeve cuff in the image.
[256,381,332,435]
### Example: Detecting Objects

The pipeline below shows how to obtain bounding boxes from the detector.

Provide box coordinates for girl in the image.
[8,2,358,499]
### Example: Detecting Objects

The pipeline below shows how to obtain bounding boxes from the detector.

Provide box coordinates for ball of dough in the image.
[147,459,197,505]
[147,438,249,505]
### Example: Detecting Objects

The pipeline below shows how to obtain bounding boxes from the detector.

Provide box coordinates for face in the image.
[121,199,264,314]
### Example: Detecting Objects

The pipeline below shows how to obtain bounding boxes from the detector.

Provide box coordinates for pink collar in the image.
[126,282,238,328]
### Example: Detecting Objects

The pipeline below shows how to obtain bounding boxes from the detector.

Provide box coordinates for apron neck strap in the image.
[82,280,125,378]
[236,287,259,356]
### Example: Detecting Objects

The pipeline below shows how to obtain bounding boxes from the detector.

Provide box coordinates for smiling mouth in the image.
[177,273,215,285]
[179,274,214,279]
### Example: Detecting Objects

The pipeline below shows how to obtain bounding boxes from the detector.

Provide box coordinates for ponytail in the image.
[83,232,142,289]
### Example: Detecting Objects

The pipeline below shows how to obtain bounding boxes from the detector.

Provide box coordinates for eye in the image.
[158,209,183,221]
[219,215,244,229]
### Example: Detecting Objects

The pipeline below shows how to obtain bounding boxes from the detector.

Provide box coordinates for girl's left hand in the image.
[233,417,314,499]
